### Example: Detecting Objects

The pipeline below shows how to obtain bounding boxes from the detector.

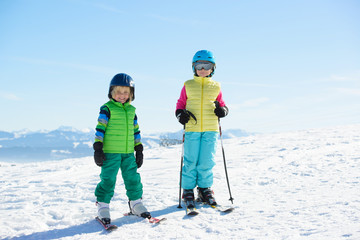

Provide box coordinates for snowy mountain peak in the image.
[0,126,251,162]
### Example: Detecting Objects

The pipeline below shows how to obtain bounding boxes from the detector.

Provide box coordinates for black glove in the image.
[176,109,190,125]
[93,142,106,167]
[214,101,229,118]
[134,144,144,168]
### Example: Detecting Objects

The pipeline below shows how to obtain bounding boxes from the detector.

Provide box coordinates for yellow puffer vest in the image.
[184,76,220,132]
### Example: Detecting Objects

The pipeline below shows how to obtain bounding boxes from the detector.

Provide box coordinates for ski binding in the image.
[95,216,118,231]
[210,205,234,213]
[124,212,167,224]
[186,207,199,216]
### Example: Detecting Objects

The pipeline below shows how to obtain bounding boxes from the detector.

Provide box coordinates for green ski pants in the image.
[95,153,143,203]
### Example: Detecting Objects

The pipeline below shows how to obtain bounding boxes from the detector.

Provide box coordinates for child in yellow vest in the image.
[175,50,229,207]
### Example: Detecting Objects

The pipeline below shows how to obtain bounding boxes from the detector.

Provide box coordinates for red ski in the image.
[95,217,118,231]
[124,212,167,224]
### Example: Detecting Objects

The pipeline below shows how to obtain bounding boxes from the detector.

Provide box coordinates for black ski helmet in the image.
[108,73,135,101]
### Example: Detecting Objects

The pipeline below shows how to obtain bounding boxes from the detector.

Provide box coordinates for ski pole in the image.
[177,125,185,208]
[215,102,234,204]
[219,119,234,204]
[177,110,197,208]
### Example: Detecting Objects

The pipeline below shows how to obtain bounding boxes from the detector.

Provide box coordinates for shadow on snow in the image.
[5,205,182,240]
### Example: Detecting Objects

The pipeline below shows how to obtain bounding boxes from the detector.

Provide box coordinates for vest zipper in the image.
[124,104,128,152]
[201,78,204,132]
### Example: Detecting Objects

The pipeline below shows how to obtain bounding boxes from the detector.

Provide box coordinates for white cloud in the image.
[330,75,349,81]
[10,56,115,74]
[91,3,203,26]
[0,92,21,101]
[222,81,274,88]
[147,14,204,25]
[92,3,125,14]
[335,88,360,96]
[227,97,270,110]
[321,72,360,82]
[240,97,270,107]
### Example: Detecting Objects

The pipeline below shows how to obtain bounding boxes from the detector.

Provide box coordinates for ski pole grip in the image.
[185,109,197,124]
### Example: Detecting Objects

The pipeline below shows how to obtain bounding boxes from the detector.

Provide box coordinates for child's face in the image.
[196,68,213,78]
[194,61,214,77]
[112,86,131,103]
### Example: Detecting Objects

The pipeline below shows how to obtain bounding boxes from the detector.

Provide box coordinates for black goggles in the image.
[194,62,214,70]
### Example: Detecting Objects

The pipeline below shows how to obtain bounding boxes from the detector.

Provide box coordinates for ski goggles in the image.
[194,62,215,70]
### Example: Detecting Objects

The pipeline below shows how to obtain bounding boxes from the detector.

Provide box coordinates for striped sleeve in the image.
[95,105,110,143]
[133,114,142,146]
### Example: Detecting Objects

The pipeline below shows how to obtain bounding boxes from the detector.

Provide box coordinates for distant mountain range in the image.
[0,126,251,162]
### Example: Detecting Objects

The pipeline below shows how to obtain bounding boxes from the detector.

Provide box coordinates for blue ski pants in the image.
[182,131,219,189]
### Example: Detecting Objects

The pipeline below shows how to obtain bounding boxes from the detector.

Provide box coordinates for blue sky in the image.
[1,0,359,134]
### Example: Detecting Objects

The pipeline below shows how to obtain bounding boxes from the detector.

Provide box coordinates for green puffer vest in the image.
[102,100,136,154]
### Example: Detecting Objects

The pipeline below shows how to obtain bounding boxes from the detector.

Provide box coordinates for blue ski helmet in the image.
[108,73,135,101]
[192,50,216,77]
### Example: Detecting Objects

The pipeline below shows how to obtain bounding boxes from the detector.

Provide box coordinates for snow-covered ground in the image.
[1,124,359,240]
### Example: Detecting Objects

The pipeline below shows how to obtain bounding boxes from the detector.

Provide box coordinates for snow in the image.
[1,124,359,239]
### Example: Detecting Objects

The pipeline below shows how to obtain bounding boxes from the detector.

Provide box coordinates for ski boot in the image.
[129,199,151,218]
[197,187,217,206]
[183,189,196,208]
[183,189,198,215]
[96,201,111,224]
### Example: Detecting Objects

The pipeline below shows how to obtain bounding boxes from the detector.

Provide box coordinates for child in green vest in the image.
[93,73,149,225]
[175,50,229,209]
